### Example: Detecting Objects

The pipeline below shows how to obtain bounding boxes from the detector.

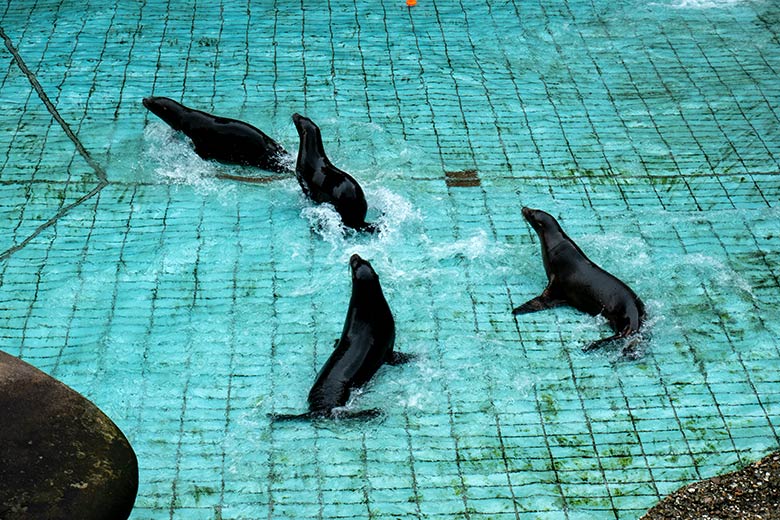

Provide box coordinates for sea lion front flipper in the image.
[386,351,413,366]
[511,295,563,315]
[512,284,566,315]
[512,277,567,315]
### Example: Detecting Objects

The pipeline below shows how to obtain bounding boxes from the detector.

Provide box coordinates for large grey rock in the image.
[0,350,138,520]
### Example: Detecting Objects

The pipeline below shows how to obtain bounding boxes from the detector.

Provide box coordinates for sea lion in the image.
[513,207,646,354]
[292,113,377,232]
[142,96,291,173]
[274,254,409,420]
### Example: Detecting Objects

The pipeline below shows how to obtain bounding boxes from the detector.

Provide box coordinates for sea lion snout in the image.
[522,207,544,228]
[292,113,309,135]
[142,96,175,120]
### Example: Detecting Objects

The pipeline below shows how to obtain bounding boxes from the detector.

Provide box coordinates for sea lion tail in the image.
[582,333,623,352]
[583,329,644,359]
[216,173,277,184]
[269,408,383,422]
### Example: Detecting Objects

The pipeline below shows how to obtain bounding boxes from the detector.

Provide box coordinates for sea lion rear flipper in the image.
[216,172,277,184]
[386,351,413,366]
[582,333,622,352]
[333,408,383,420]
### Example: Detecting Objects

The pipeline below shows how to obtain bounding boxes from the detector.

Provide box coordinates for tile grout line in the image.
[0,26,107,184]
[0,25,108,262]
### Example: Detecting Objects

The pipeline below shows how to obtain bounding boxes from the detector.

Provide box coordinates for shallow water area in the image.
[0,0,778,518]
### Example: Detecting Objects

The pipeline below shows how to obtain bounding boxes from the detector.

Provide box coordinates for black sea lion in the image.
[513,207,646,354]
[292,113,377,232]
[274,254,409,420]
[142,96,291,173]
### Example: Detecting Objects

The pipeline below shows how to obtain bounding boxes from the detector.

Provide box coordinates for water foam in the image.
[299,185,423,255]
[666,0,744,8]
[142,122,236,199]
[683,252,754,296]
[431,229,508,264]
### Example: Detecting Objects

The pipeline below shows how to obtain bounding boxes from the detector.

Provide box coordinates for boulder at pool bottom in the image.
[0,350,138,519]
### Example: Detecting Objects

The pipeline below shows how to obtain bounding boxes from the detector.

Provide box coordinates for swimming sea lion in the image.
[513,207,646,354]
[274,254,409,420]
[142,96,291,173]
[292,113,377,232]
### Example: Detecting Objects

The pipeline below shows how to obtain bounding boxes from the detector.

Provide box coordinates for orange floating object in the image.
[406,0,416,6]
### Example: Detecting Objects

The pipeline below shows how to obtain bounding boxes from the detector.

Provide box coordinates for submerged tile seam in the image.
[437,4,521,511]
[265,200,283,520]
[7,0,73,252]
[697,11,779,171]
[303,227,326,520]
[144,0,172,123]
[240,1,250,106]
[580,0,671,211]
[411,3,481,515]
[587,210,662,501]
[218,199,242,519]
[506,286,571,516]
[167,196,207,520]
[112,0,148,121]
[326,0,341,119]
[0,26,107,184]
[0,26,108,263]
[555,0,634,211]
[460,0,514,177]
[379,0,408,141]
[702,220,780,445]
[653,24,738,210]
[50,193,102,377]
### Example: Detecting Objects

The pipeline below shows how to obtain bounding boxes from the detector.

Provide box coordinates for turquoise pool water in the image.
[1,0,778,518]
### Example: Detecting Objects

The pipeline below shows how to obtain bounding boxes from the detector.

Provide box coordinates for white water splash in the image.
[300,203,349,245]
[142,122,235,199]
[580,232,651,271]
[367,186,422,239]
[666,0,745,7]
[684,253,755,296]
[430,229,509,266]
[299,186,422,252]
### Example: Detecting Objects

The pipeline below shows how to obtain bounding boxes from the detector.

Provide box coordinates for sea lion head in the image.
[350,254,378,283]
[142,97,185,131]
[521,207,562,236]
[292,113,326,159]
